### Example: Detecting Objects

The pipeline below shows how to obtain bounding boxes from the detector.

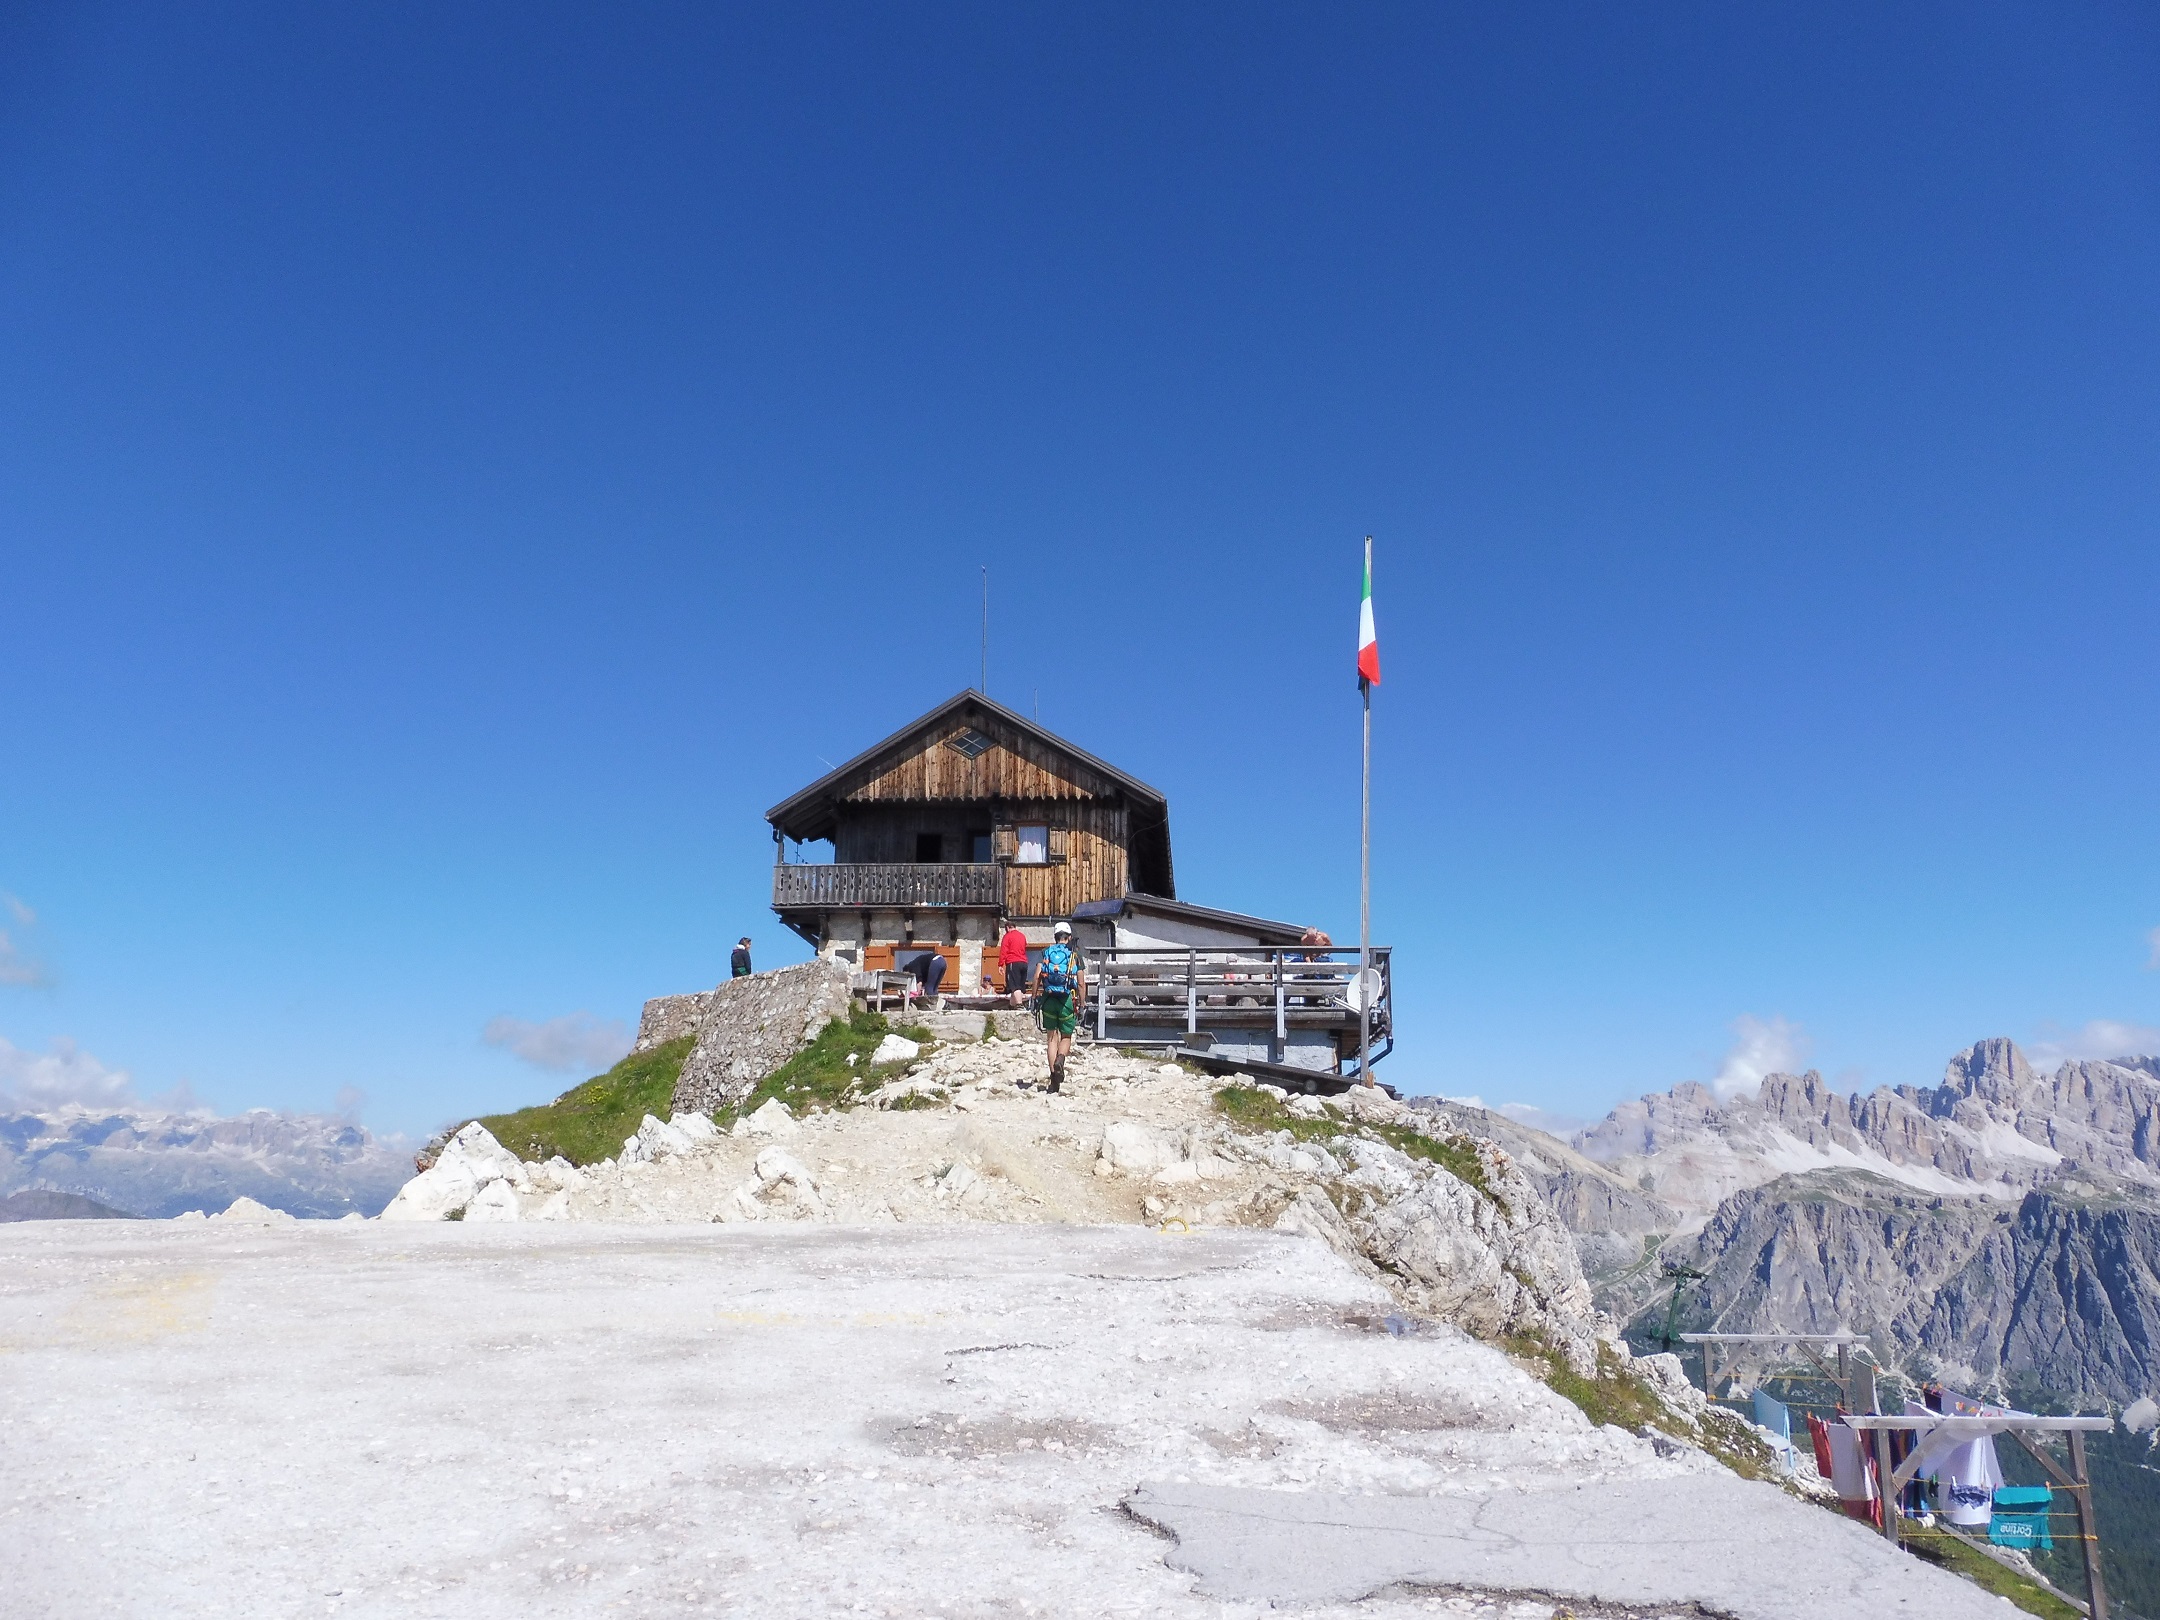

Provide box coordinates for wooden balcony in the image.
[772,862,1006,911]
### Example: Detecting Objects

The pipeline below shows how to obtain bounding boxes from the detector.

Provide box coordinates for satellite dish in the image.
[1344,967,1385,1013]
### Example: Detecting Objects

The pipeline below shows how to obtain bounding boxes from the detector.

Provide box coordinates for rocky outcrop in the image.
[1648,1169,2160,1405]
[667,959,856,1116]
[373,1037,1609,1364]
[1276,1127,1601,1367]
[379,1120,589,1223]
[1409,1096,1676,1238]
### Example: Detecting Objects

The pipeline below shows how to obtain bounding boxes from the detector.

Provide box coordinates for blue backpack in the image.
[1040,943,1077,995]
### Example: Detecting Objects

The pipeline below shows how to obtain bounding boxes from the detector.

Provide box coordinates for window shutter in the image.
[992,823,1016,862]
[1047,826,1069,864]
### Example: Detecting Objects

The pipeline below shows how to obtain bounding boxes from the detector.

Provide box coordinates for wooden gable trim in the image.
[766,690,1167,841]
[840,717,1109,805]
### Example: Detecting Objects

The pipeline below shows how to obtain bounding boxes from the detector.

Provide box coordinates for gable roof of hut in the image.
[765,691,1175,897]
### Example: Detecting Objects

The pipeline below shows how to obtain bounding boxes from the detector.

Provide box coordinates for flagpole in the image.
[1359,535,1373,1086]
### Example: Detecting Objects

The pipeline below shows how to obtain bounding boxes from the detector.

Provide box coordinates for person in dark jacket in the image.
[730,937,753,978]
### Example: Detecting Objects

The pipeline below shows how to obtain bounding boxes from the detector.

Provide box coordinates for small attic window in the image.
[946,727,992,760]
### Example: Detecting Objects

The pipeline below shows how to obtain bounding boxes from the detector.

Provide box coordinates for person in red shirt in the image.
[997,921,1031,1006]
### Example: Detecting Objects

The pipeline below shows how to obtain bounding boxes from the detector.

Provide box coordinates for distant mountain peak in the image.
[0,1101,411,1219]
[1568,1040,2160,1230]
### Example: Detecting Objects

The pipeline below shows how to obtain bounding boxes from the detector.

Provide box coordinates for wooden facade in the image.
[765,692,1174,990]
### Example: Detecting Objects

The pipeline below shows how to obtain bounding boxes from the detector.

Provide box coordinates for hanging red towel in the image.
[1808,1412,1836,1479]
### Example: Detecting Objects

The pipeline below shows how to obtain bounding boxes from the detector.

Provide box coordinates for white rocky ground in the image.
[380,1038,1604,1365]
[0,1219,2021,1619]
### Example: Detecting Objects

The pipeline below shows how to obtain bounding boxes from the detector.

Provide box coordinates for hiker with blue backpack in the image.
[1031,921,1086,1092]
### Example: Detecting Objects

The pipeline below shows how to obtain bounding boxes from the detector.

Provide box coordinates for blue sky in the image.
[3,3,2156,1138]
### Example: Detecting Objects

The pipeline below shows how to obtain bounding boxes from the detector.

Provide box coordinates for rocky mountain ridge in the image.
[1571,1037,2160,1229]
[0,1101,410,1219]
[1493,1036,2160,1408]
[1653,1167,2160,1404]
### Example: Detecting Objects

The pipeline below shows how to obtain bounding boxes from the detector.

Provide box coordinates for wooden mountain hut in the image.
[765,691,1175,994]
[765,690,1393,1082]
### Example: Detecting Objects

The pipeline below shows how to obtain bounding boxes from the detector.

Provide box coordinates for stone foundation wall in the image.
[634,990,722,1053]
[669,958,857,1116]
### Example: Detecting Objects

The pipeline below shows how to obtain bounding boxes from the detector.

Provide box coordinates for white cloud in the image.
[483,1012,632,1074]
[2026,1020,2160,1069]
[1497,1101,1589,1138]
[1710,1013,1811,1101]
[0,1035,134,1108]
[0,932,49,987]
[0,893,52,987]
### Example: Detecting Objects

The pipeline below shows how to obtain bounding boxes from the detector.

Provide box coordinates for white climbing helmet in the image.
[1052,921,1072,937]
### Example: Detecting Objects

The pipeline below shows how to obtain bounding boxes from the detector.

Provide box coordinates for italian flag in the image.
[1357,542,1381,686]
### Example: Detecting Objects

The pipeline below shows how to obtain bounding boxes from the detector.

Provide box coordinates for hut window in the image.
[1014,824,1049,866]
[946,727,992,760]
[915,833,944,864]
[969,829,993,863]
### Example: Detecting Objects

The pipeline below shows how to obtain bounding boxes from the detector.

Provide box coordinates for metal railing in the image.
[772,862,1006,910]
[1079,946,1391,1046]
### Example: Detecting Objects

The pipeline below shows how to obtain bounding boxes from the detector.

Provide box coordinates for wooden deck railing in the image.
[772,862,1006,910]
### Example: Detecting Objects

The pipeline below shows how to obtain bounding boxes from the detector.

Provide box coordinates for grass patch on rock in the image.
[1213,1085,1498,1206]
[1508,1334,1671,1434]
[473,1008,925,1165]
[1901,1528,2084,1620]
[477,1037,696,1166]
[730,1007,922,1122]
[1506,1335,1778,1481]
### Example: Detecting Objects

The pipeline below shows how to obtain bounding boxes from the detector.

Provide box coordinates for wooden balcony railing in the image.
[772,862,1006,911]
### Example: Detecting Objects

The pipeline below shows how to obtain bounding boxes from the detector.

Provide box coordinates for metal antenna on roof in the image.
[981,566,989,696]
